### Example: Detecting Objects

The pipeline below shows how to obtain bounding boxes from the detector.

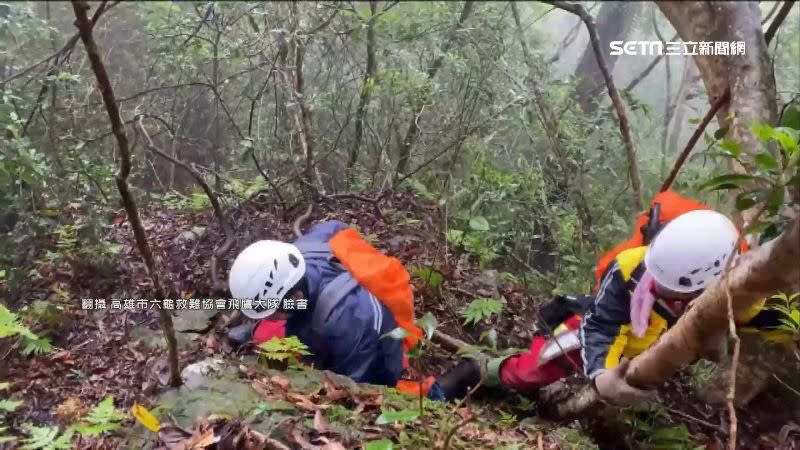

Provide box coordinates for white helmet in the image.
[644,210,739,293]
[229,240,306,319]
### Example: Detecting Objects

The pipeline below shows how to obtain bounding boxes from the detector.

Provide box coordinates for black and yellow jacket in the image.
[580,246,785,379]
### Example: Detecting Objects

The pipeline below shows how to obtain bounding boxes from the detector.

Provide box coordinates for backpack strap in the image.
[312,271,360,334]
[295,241,335,261]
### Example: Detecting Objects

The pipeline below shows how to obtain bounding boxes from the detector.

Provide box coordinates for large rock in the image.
[180,358,226,390]
[172,309,218,333]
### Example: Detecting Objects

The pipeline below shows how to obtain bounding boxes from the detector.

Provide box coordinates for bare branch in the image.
[293,204,314,238]
[660,89,731,192]
[542,0,644,210]
[1,1,119,87]
[71,0,180,386]
[136,115,235,294]
[764,1,796,45]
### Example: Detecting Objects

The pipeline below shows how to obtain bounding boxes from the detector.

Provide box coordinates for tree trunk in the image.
[347,0,378,179]
[573,1,642,114]
[395,1,474,177]
[657,1,778,226]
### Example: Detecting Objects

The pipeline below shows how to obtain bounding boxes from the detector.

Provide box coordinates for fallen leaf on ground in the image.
[318,436,347,450]
[314,410,331,434]
[270,375,291,390]
[158,425,192,447]
[132,403,161,432]
[56,397,87,422]
[323,375,349,401]
[283,421,316,450]
[456,407,473,421]
[287,392,325,412]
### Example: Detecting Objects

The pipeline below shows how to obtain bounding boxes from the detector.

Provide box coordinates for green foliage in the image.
[446,217,500,269]
[256,336,312,369]
[375,407,419,425]
[622,405,703,450]
[0,382,22,418]
[364,439,394,450]
[701,122,799,242]
[416,312,438,340]
[0,303,52,356]
[687,359,716,391]
[497,411,517,426]
[71,395,125,437]
[159,191,211,213]
[459,298,504,326]
[411,266,444,292]
[551,427,599,450]
[766,292,800,334]
[644,426,704,450]
[20,425,74,450]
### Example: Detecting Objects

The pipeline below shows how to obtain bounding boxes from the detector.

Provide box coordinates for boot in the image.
[227,318,258,346]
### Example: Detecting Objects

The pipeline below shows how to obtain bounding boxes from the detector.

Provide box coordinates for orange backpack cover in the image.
[328,228,423,351]
[594,191,710,290]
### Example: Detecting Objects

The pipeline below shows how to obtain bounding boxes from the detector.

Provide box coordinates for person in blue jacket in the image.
[226,220,404,387]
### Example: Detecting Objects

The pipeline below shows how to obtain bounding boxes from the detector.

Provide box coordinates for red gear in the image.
[499,315,583,392]
[253,319,287,344]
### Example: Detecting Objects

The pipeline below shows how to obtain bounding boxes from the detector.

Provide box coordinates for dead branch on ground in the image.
[71,0,180,386]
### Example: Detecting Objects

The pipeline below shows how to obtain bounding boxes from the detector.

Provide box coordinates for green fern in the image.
[20,425,73,450]
[459,298,504,326]
[0,304,51,356]
[21,336,52,356]
[71,395,124,436]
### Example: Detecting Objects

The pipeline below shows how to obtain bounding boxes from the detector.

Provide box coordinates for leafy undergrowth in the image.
[2,189,799,449]
[137,366,569,450]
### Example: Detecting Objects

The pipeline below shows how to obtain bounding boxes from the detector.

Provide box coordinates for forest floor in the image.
[2,190,799,449]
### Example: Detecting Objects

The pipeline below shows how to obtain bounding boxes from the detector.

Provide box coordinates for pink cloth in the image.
[630,270,656,338]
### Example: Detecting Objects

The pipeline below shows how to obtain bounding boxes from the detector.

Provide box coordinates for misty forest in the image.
[1,1,799,449]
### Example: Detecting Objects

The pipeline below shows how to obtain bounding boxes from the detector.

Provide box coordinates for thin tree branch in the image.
[660,89,731,192]
[293,203,314,238]
[764,1,796,45]
[71,0,181,386]
[136,115,234,293]
[542,0,644,211]
[624,33,678,92]
[1,1,119,87]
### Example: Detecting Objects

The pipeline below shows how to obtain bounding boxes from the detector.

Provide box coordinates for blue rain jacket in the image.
[285,220,404,386]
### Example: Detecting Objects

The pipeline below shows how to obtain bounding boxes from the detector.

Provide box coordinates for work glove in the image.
[592,358,656,407]
[437,353,509,400]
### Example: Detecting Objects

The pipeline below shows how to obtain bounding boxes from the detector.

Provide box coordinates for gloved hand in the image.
[437,353,509,400]
[592,358,656,407]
